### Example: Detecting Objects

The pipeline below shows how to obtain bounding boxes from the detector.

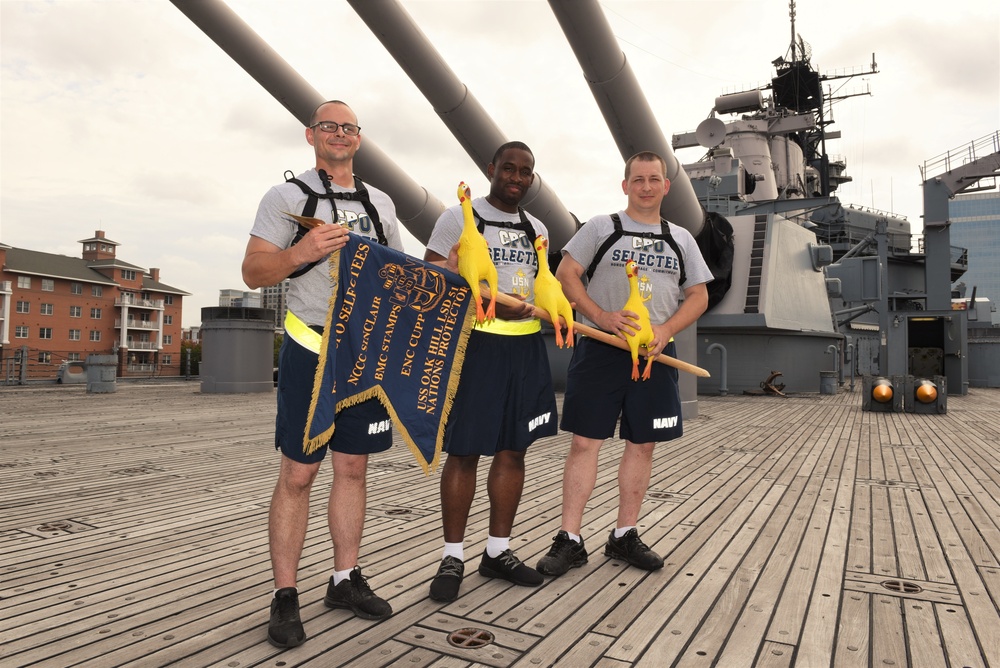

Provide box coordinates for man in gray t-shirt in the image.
[243,100,402,648]
[422,141,557,603]
[536,151,711,578]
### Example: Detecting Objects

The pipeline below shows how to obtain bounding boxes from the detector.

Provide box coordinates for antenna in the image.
[789,0,797,61]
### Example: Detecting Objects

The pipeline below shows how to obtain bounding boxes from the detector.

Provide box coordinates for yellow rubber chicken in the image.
[531,235,574,348]
[623,259,655,381]
[457,182,497,324]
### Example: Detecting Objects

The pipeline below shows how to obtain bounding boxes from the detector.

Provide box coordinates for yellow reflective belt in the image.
[474,317,541,336]
[284,310,322,354]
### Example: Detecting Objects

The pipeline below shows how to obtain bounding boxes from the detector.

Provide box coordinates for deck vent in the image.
[26,519,94,537]
[447,628,494,649]
[881,579,922,594]
[112,465,163,476]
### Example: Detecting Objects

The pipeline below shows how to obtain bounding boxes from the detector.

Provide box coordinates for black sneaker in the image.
[429,556,465,602]
[268,587,306,648]
[478,549,543,586]
[324,566,392,620]
[536,531,588,576]
[604,528,664,571]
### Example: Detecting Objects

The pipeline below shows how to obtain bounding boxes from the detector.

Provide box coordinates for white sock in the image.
[567,532,582,543]
[486,534,510,558]
[443,542,464,561]
[333,568,353,585]
[614,526,635,539]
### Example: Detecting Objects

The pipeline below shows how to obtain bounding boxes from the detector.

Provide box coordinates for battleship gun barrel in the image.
[346,0,578,249]
[548,0,705,236]
[168,0,445,243]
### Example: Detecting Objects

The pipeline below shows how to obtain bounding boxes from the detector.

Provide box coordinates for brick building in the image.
[0,230,190,382]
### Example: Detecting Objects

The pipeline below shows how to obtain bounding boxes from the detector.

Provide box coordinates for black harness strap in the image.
[473,207,539,276]
[473,207,536,242]
[284,170,386,278]
[586,213,686,284]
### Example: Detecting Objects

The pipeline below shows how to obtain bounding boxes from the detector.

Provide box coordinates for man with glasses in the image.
[243,99,404,648]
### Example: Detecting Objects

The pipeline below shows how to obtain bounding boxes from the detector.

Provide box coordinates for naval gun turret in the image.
[668,2,879,395]
[170,0,448,243]
[345,0,579,249]
[547,0,706,237]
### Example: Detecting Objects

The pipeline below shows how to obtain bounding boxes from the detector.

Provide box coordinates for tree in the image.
[180,340,201,376]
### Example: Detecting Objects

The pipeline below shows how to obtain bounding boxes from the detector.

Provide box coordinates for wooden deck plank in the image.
[870,594,908,668]
[870,480,899,579]
[904,487,954,584]
[901,598,948,668]
[890,485,927,581]
[847,481,873,575]
[704,473,817,668]
[751,641,795,668]
[624,404,846,665]
[762,418,845,649]
[909,450,1000,666]
[793,420,860,667]
[831,592,871,668]
[935,601,990,668]
[631,482,791,666]
[2,383,999,667]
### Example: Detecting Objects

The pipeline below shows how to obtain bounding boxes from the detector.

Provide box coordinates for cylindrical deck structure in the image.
[200,307,276,394]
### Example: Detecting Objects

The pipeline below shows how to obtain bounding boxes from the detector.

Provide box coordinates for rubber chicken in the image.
[457,182,497,324]
[623,259,655,381]
[531,235,574,348]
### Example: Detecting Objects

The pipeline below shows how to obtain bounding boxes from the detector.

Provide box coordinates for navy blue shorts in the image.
[560,337,682,443]
[443,329,558,456]
[275,336,393,463]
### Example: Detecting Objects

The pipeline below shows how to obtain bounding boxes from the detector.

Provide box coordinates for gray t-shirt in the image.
[250,168,404,327]
[426,197,548,310]
[561,211,713,329]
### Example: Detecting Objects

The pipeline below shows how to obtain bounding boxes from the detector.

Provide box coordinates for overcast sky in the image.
[2,0,998,328]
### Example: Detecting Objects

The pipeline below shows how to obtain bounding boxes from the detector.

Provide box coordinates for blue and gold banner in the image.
[304,234,474,472]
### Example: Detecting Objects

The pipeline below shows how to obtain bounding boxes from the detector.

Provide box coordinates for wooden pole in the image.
[490,292,710,378]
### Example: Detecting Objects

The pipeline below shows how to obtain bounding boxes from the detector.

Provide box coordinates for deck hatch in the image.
[447,627,494,648]
[881,579,923,594]
[25,519,94,537]
[371,503,432,519]
[111,464,164,476]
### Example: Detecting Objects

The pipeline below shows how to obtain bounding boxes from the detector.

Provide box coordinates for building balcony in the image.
[119,340,159,351]
[126,363,157,373]
[116,295,164,309]
[115,319,160,330]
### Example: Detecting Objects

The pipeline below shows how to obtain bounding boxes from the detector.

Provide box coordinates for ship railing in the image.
[913,237,969,267]
[844,203,909,221]
[920,130,1000,180]
[813,221,911,253]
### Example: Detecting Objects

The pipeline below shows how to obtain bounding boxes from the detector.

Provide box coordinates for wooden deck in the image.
[2,381,999,667]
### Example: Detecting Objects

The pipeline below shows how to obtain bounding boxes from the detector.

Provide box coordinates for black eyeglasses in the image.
[309,121,361,136]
